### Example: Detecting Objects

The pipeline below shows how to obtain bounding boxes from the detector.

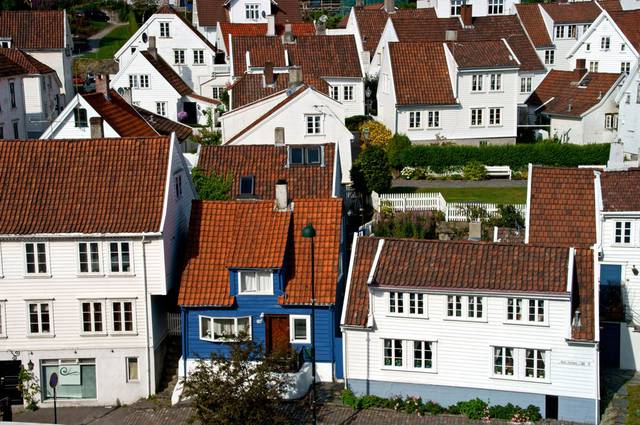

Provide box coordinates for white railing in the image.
[211,64,230,75]
[168,312,181,336]
[372,191,526,222]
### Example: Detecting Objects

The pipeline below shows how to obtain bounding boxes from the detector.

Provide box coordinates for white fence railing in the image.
[168,312,181,336]
[372,191,526,222]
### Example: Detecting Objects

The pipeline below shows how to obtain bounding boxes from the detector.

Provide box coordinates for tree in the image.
[351,144,392,194]
[182,339,289,425]
[358,120,392,148]
[385,133,411,169]
[192,168,232,200]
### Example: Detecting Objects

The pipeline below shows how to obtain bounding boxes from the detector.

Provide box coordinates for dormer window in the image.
[74,108,88,128]
[239,175,254,195]
[238,270,273,295]
[450,0,462,16]
[289,146,322,166]
[0,39,10,48]
[245,4,260,20]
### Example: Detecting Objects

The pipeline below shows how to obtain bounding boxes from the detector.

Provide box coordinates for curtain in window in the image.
[214,318,235,339]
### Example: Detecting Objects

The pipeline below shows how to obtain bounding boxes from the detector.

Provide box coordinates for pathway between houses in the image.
[392,179,527,189]
[601,369,640,425]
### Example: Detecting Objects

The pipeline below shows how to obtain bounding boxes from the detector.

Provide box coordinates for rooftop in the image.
[0,10,66,50]
[600,169,640,212]
[82,90,159,138]
[0,48,56,76]
[195,0,304,27]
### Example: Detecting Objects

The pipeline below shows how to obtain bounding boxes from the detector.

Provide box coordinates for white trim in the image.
[367,239,385,285]
[198,315,252,342]
[289,314,311,344]
[78,299,107,336]
[370,285,570,300]
[524,163,533,244]
[159,132,176,232]
[0,300,6,338]
[77,241,104,276]
[109,299,138,335]
[23,241,51,277]
[340,233,359,327]
[567,247,575,293]
[126,356,140,382]
[503,297,549,326]
[25,299,55,337]
[237,270,274,295]
[107,241,134,275]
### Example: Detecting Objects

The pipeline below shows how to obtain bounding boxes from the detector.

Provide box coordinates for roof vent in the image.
[445,30,458,42]
[275,179,288,211]
[567,102,572,112]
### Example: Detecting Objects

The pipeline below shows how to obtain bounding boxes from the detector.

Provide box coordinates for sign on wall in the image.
[58,365,81,385]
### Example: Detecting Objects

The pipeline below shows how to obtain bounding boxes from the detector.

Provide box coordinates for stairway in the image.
[155,336,182,405]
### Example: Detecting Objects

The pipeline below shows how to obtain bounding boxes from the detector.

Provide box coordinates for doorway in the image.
[265,315,290,355]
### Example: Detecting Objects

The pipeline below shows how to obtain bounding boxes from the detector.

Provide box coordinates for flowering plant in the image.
[177,111,188,122]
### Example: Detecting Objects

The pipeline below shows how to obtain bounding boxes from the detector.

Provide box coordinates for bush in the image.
[372,210,436,239]
[399,143,610,171]
[345,115,372,131]
[454,398,489,420]
[351,145,392,194]
[386,133,411,169]
[192,168,232,200]
[463,160,487,181]
[489,204,525,228]
[358,120,392,148]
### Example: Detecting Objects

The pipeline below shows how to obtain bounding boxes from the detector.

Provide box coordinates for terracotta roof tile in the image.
[610,10,640,51]
[82,90,159,138]
[197,143,335,199]
[527,70,621,117]
[133,106,194,141]
[516,4,553,48]
[230,72,290,108]
[448,40,520,69]
[141,51,193,96]
[528,166,597,247]
[156,4,220,54]
[390,12,460,43]
[495,227,525,244]
[541,1,602,24]
[0,10,65,50]
[389,42,457,106]
[343,236,378,327]
[0,51,30,78]
[195,0,303,27]
[219,22,314,51]
[0,137,171,235]
[600,169,640,211]
[572,247,596,342]
[0,48,55,75]
[598,0,623,12]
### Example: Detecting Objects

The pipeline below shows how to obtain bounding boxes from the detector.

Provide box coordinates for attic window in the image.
[74,108,88,128]
[239,176,254,195]
[0,38,10,48]
[288,146,322,166]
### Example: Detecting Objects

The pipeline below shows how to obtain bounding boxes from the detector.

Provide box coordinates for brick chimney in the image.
[95,74,110,100]
[148,35,158,58]
[384,0,395,13]
[288,65,302,87]
[275,180,288,211]
[575,58,587,78]
[90,117,104,139]
[264,61,275,86]
[460,4,473,27]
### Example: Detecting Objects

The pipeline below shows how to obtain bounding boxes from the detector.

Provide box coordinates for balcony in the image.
[211,64,230,76]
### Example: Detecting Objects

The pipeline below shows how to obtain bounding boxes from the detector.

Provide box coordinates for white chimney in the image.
[283,23,295,44]
[275,180,288,211]
[267,15,276,36]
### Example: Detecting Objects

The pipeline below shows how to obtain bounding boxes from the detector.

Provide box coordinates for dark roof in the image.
[389,42,457,106]
[541,1,602,24]
[515,4,553,48]
[0,48,56,75]
[230,72,290,108]
[600,170,640,211]
[141,50,193,96]
[0,50,31,78]
[197,143,336,199]
[598,0,622,12]
[343,236,380,327]
[528,166,597,247]
[494,227,525,244]
[0,10,66,50]
[448,40,520,69]
[527,70,621,117]
[219,22,315,51]
[178,198,342,306]
[82,90,159,138]
[0,137,171,235]
[195,0,303,27]
[610,10,640,52]
[133,106,194,141]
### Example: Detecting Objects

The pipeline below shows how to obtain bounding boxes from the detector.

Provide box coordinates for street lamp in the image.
[301,223,317,425]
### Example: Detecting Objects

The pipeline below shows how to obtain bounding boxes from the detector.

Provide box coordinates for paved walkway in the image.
[601,369,639,425]
[86,22,127,53]
[392,179,527,188]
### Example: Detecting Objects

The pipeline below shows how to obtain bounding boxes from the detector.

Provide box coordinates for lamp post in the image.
[301,223,317,425]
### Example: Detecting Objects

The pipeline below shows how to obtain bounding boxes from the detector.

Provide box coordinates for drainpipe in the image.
[181,307,188,379]
[142,235,152,397]
[394,106,398,134]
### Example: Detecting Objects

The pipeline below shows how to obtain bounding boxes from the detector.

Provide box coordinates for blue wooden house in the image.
[177,191,346,386]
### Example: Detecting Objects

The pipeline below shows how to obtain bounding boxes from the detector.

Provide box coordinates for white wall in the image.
[40,95,121,139]
[0,75,27,139]
[323,78,365,117]
[28,50,72,100]
[23,74,62,138]
[420,0,520,17]
[618,73,640,155]
[227,0,273,23]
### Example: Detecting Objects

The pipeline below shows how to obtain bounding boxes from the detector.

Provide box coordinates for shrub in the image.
[351,145,392,194]
[490,204,525,228]
[454,398,490,420]
[345,115,372,131]
[386,133,412,168]
[463,160,487,181]
[192,168,233,200]
[372,210,436,239]
[358,120,393,148]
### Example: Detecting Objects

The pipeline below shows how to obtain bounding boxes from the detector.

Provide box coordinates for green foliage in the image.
[372,210,436,239]
[489,204,525,229]
[489,403,542,422]
[359,120,393,148]
[453,398,489,420]
[351,145,392,194]
[17,366,40,411]
[463,160,487,181]
[192,167,232,200]
[305,9,345,28]
[345,115,372,131]
[386,134,411,169]
[128,9,139,34]
[399,143,610,171]
[182,339,289,425]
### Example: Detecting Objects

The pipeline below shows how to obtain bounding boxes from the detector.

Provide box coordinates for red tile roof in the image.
[178,198,342,306]
[0,48,55,75]
[600,170,640,211]
[572,247,596,342]
[197,143,336,199]
[610,10,640,52]
[495,227,525,244]
[219,22,315,51]
[0,137,171,235]
[343,236,378,327]
[528,166,597,247]
[133,106,194,142]
[515,4,553,48]
[598,0,623,12]
[82,90,160,138]
[230,72,290,108]
[389,42,457,106]
[448,40,520,69]
[195,0,303,27]
[0,10,66,50]
[527,70,621,117]
[541,1,602,24]
[0,50,31,78]
[156,4,220,54]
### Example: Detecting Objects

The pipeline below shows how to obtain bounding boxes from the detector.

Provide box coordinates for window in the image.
[305,114,322,134]
[621,62,631,75]
[615,221,632,244]
[126,357,139,382]
[555,26,565,39]
[520,77,532,93]
[193,49,205,65]
[111,300,135,333]
[200,316,251,341]
[343,85,354,101]
[290,315,310,343]
[525,349,546,379]
[489,108,502,126]
[74,108,88,127]
[0,125,3,139]
[28,301,52,335]
[109,242,131,273]
[238,271,273,294]
[174,49,185,65]
[528,299,545,322]
[159,22,170,37]
[41,359,96,400]
[447,295,462,317]
[156,102,167,116]
[605,113,619,130]
[289,146,321,165]
[446,295,485,319]
[507,298,546,323]
[25,242,48,274]
[389,292,404,314]
[589,61,599,72]
[81,301,104,333]
[409,111,422,129]
[637,83,640,104]
[239,175,254,195]
[451,0,462,16]
[413,341,434,369]
[245,3,260,19]
[389,292,425,316]
[330,86,339,100]
[383,339,403,367]
[0,40,10,48]
[9,80,16,108]
[471,108,483,126]
[129,74,138,89]
[489,74,502,91]
[621,43,627,51]
[78,242,100,274]
[174,174,183,199]
[409,293,424,315]
[12,121,19,139]
[545,50,555,65]
[471,74,483,92]
[601,36,611,50]
[586,43,591,51]
[427,111,440,128]
[488,0,503,14]
[0,301,6,338]
[212,86,224,99]
[468,296,483,318]
[139,75,149,88]
[493,346,514,376]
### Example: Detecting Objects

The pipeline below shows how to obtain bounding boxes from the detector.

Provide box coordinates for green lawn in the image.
[82,24,132,60]
[391,187,527,204]
[628,384,640,425]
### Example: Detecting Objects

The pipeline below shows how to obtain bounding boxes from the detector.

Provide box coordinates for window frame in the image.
[78,242,102,275]
[445,294,486,321]
[289,314,311,344]
[489,73,502,92]
[74,108,88,128]
[139,74,149,89]
[589,61,599,72]
[237,270,274,295]
[382,338,404,368]
[492,346,515,378]
[470,108,483,127]
[411,340,437,372]
[193,49,205,65]
[487,0,504,15]
[505,297,548,325]
[239,175,255,196]
[520,76,532,93]
[614,221,632,245]
[174,49,186,65]
[24,242,50,276]
[305,114,323,135]
[488,107,502,126]
[544,50,555,65]
[109,242,133,274]
[621,62,631,75]
[199,315,252,342]
[9,80,16,108]
[427,110,440,128]
[156,101,167,117]
[126,357,140,382]
[343,85,354,101]
[471,74,484,92]
[79,299,106,335]
[605,113,619,130]
[159,21,171,38]
[329,86,339,101]
[26,300,54,337]
[110,299,136,334]
[245,3,260,20]
[450,0,462,16]
[409,111,422,129]
[601,36,611,50]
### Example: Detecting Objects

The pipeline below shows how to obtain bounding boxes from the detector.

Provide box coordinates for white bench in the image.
[485,165,512,179]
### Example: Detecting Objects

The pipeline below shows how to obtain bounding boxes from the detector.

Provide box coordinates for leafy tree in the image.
[305,9,344,29]
[490,204,525,229]
[182,339,289,425]
[358,120,392,148]
[351,145,392,194]
[385,133,411,169]
[192,168,232,200]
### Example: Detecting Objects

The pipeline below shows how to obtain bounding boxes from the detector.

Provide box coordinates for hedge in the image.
[399,143,610,171]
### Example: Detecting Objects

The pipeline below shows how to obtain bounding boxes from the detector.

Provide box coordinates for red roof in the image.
[541,1,602,24]
[448,40,520,69]
[230,72,290,108]
[0,50,31,78]
[178,198,342,306]
[0,48,55,75]
[195,0,303,27]
[389,42,457,106]
[527,166,597,247]
[82,90,159,138]
[0,137,171,235]
[0,10,66,50]
[610,10,640,52]
[219,22,314,51]
[515,4,553,48]
[600,170,640,211]
[197,143,336,199]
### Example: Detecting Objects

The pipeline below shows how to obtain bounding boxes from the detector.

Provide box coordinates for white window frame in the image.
[24,242,49,276]
[524,348,548,380]
[387,292,427,317]
[544,50,554,65]
[78,242,102,275]
[614,221,632,245]
[305,114,322,135]
[109,242,133,274]
[329,86,339,101]
[489,73,502,91]
[520,77,532,93]
[470,108,483,127]
[382,338,404,368]
[289,315,311,344]
[445,295,486,321]
[601,36,611,50]
[126,357,140,382]
[505,298,548,325]
[139,74,149,89]
[451,0,462,16]
[589,61,599,72]
[26,300,54,336]
[156,102,167,117]
[193,49,205,65]
[238,270,274,295]
[110,300,137,334]
[621,62,631,75]
[409,111,422,129]
[175,174,183,200]
[0,301,6,338]
[159,21,170,38]
[79,299,106,335]
[245,3,260,20]
[605,113,619,130]
[488,0,504,14]
[489,107,502,126]
[129,74,139,89]
[471,74,483,92]
[427,111,440,128]
[411,340,437,372]
[586,43,591,52]
[343,85,354,101]
[199,315,252,342]
[492,346,515,378]
[174,49,186,65]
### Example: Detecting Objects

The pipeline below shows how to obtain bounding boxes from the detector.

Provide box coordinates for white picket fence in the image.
[371,191,526,222]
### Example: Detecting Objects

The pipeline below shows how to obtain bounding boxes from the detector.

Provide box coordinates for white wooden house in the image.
[341,236,599,423]
[417,0,520,17]
[0,53,28,140]
[0,135,196,406]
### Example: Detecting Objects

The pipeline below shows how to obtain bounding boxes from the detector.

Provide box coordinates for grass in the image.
[81,24,132,60]
[628,384,640,425]
[390,187,527,204]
